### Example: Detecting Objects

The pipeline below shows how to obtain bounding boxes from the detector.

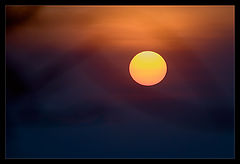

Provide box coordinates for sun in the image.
[129,51,167,86]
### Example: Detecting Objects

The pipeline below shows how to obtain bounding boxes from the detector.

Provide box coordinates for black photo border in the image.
[0,0,238,160]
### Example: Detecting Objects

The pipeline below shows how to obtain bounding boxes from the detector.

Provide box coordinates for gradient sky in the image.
[6,5,235,158]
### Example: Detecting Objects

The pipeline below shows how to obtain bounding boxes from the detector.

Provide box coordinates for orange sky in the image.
[7,5,234,52]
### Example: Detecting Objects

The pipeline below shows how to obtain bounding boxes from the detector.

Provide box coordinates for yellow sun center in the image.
[129,51,167,86]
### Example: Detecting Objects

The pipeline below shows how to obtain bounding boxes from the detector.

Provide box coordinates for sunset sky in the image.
[6,6,234,158]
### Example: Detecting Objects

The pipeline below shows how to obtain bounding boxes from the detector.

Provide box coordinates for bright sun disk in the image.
[129,51,167,86]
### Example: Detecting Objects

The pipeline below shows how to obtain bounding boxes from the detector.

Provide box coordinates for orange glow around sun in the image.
[129,51,167,86]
